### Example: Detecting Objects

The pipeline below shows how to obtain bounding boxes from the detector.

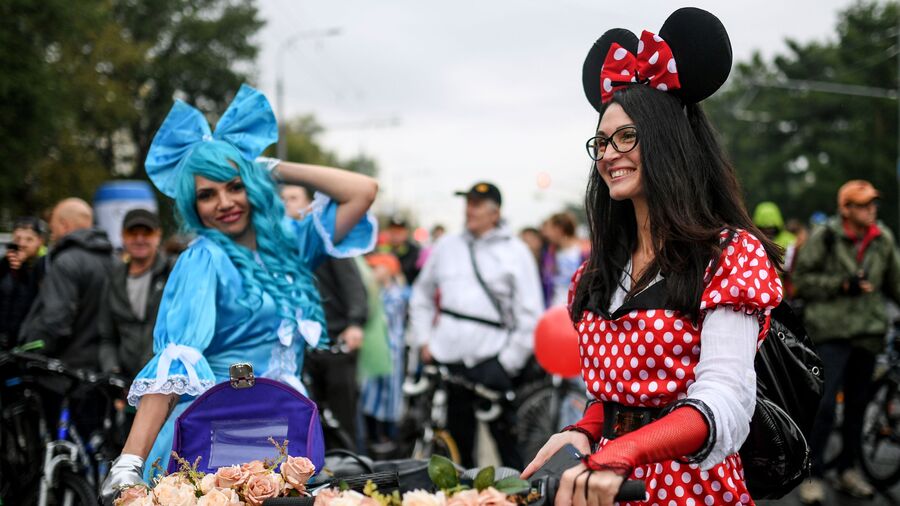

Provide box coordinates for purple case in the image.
[168,377,325,474]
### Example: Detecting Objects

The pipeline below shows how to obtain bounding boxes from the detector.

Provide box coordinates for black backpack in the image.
[739,298,824,499]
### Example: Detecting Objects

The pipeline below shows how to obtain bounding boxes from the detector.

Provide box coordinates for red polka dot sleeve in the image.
[566,261,588,321]
[700,230,783,317]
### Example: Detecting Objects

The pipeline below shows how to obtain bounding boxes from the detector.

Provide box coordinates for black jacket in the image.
[98,253,173,379]
[20,228,113,369]
[0,254,46,348]
[315,257,368,339]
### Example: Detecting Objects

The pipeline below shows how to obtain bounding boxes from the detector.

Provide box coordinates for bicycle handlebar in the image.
[1,349,128,390]
[536,475,646,504]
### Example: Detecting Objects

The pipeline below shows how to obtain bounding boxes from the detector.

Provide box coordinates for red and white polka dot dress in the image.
[568,230,783,505]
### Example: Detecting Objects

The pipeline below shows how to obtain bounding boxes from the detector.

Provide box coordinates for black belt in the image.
[602,402,662,440]
[439,308,506,329]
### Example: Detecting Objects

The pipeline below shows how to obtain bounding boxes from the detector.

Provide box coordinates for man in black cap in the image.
[98,209,173,381]
[409,181,543,469]
[385,215,422,284]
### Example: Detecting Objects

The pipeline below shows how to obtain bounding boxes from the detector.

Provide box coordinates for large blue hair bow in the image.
[145,84,278,197]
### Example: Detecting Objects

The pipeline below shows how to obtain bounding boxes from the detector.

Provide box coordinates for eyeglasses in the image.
[586,125,639,161]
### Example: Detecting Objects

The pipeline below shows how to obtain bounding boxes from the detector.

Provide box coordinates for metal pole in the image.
[273,28,342,161]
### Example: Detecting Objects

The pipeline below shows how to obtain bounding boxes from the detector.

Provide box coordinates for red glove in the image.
[562,401,604,446]
[584,406,708,475]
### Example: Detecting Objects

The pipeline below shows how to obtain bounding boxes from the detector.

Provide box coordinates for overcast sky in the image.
[253,0,855,234]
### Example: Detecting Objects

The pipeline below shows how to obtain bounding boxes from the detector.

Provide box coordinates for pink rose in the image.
[402,490,446,506]
[114,486,149,506]
[153,480,197,506]
[198,487,245,506]
[157,473,188,487]
[314,487,342,506]
[476,488,515,506]
[241,460,268,476]
[215,465,250,489]
[243,472,285,506]
[200,473,218,494]
[328,490,369,506]
[281,456,316,491]
[446,489,480,506]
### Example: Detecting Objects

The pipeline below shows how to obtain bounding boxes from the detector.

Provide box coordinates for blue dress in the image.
[126,194,376,480]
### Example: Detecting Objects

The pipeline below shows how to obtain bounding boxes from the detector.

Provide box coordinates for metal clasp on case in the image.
[229,363,255,389]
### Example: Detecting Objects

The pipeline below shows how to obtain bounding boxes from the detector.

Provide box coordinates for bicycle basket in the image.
[169,374,325,474]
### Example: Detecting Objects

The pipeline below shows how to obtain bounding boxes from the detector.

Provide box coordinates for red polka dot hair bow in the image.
[599,31,681,104]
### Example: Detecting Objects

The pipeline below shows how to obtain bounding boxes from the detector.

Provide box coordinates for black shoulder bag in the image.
[713,231,825,499]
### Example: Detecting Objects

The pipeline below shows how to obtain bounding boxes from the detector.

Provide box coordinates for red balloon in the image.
[534,305,581,378]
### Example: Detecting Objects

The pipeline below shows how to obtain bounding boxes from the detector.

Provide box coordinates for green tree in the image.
[706,1,900,231]
[0,0,263,222]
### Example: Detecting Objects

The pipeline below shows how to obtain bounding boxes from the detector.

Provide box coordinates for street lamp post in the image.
[275,28,341,160]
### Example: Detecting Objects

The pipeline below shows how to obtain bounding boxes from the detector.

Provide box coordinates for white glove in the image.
[100,454,145,505]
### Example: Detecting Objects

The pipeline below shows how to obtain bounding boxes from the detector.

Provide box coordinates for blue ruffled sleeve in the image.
[288,192,377,269]
[127,242,219,406]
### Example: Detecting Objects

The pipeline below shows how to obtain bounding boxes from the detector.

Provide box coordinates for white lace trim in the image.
[308,192,377,258]
[127,375,216,407]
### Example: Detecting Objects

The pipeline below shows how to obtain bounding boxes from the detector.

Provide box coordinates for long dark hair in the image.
[571,85,781,323]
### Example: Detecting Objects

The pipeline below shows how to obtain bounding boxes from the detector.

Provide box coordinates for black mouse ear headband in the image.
[582,7,732,112]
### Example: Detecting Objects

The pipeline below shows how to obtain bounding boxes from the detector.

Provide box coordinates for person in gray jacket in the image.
[98,209,172,380]
[21,198,113,370]
[409,182,543,469]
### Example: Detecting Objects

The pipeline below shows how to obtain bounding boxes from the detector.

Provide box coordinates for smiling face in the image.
[194,175,254,243]
[596,103,644,204]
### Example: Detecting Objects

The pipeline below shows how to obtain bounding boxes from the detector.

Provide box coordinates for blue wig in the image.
[173,141,325,339]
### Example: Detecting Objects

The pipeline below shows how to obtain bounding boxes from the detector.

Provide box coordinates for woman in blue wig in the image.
[101,84,378,497]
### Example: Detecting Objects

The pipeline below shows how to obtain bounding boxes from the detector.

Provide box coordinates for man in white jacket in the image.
[409,182,543,469]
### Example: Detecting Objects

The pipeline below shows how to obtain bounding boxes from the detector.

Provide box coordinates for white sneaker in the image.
[798,478,826,505]
[836,468,875,498]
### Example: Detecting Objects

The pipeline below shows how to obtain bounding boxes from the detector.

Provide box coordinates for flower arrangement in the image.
[314,456,534,506]
[115,440,315,506]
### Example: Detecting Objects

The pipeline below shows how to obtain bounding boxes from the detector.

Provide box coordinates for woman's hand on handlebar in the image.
[521,430,591,479]
[556,463,624,506]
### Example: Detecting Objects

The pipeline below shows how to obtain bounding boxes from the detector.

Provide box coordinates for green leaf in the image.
[428,455,459,490]
[339,480,350,492]
[492,477,530,495]
[473,467,495,491]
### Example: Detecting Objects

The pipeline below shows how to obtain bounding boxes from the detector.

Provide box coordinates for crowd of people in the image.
[5,7,900,506]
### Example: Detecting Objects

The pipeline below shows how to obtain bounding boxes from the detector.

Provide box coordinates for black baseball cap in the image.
[122,209,160,230]
[455,182,502,206]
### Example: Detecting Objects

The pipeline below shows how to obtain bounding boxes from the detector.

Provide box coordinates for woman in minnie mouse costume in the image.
[521,8,783,506]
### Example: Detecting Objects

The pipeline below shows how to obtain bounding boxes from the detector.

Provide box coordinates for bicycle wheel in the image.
[516,381,588,464]
[412,429,462,464]
[20,468,96,506]
[859,376,900,487]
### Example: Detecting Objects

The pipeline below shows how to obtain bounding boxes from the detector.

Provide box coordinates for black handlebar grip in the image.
[545,477,646,503]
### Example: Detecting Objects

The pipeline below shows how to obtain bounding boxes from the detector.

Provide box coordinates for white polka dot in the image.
[598,320,605,330]
[647,309,656,317]
[686,499,695,506]
[654,345,664,355]
[623,370,631,380]
[624,344,631,354]
[761,292,771,303]
[645,332,655,343]
[587,345,594,355]
[711,481,721,492]
[664,475,674,486]
[671,461,681,471]
[664,357,675,368]
[667,381,677,392]
[657,369,667,379]
[638,345,646,356]
[592,381,600,391]
[623,320,632,330]
[631,332,639,343]
[620,69,630,76]
[747,287,756,298]
[610,369,616,380]
[674,320,684,330]
[593,333,600,344]
[704,496,714,506]
[693,484,703,494]
[588,369,595,380]
[648,51,659,64]
[583,357,589,368]
[616,357,624,368]
[649,381,658,392]
[610,322,618,330]
[635,467,644,478]
[630,357,639,367]
[618,332,626,343]
[739,493,750,503]
[639,370,649,380]
[592,357,599,368]
[675,486,684,497]
[681,472,691,483]
[638,319,646,330]
[636,40,645,54]
[658,489,667,500]
[654,319,665,330]
[602,78,612,92]
[631,383,640,393]
[616,382,624,392]
[653,34,663,42]
[613,47,628,60]
[611,345,618,355]
[676,368,685,379]
[667,58,677,73]
[681,356,691,366]
[663,332,674,343]
[599,370,605,380]
[673,345,683,355]
[683,332,693,343]
[657,83,668,91]
[723,492,733,502]
[646,358,656,368]
[730,286,740,297]
[599,345,606,355]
